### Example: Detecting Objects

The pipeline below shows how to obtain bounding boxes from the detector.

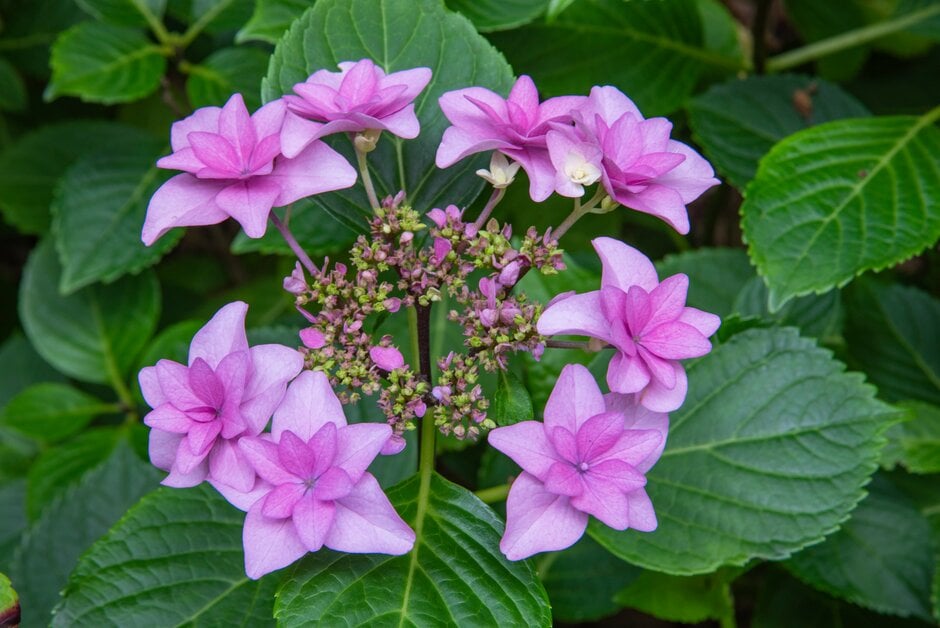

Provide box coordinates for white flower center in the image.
[564,153,601,186]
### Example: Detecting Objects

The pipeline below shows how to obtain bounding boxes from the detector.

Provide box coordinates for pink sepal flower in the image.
[142,93,357,245]
[488,364,667,560]
[561,86,719,234]
[281,59,432,158]
[436,75,586,202]
[139,301,304,491]
[537,238,720,412]
[217,370,415,579]
[370,345,405,371]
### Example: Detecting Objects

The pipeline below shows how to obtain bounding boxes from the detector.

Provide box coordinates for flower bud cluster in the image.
[431,352,494,440]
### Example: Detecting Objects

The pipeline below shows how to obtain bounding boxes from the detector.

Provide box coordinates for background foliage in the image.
[0,0,938,626]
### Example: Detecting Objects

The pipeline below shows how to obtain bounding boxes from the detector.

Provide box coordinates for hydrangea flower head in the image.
[436,75,586,201]
[139,301,304,491]
[550,86,719,233]
[281,59,433,158]
[222,370,415,579]
[142,93,357,245]
[537,237,720,412]
[488,364,667,560]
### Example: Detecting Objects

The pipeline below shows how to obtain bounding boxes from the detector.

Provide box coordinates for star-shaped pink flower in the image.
[488,364,667,560]
[537,237,720,412]
[218,370,415,579]
[551,86,719,234]
[436,75,586,202]
[142,93,357,245]
[139,301,304,491]
[280,59,432,158]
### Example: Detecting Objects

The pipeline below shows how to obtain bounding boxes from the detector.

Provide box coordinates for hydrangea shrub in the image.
[2,0,939,626]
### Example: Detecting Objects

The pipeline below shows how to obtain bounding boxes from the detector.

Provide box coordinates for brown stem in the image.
[416,303,432,382]
[752,0,773,74]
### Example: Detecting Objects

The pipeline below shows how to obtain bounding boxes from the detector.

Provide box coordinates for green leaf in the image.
[753,569,929,628]
[9,441,158,626]
[263,0,515,226]
[445,0,548,32]
[0,480,26,571]
[487,0,744,116]
[785,474,935,621]
[614,569,738,624]
[882,402,940,474]
[540,535,641,622]
[0,0,87,79]
[275,472,553,626]
[75,0,167,27]
[236,0,309,44]
[52,484,278,627]
[47,22,167,104]
[0,121,158,235]
[231,201,360,257]
[688,74,870,189]
[741,110,940,310]
[491,369,534,426]
[26,428,122,521]
[656,247,754,318]
[19,239,161,384]
[0,429,38,481]
[0,383,114,443]
[185,46,270,111]
[51,139,178,292]
[844,279,940,404]
[590,327,897,575]
[733,277,843,341]
[0,57,26,112]
[0,334,64,410]
[189,0,254,34]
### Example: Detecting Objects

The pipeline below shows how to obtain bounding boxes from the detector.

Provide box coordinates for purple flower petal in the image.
[241,344,304,435]
[638,361,688,413]
[550,426,578,465]
[326,473,415,555]
[215,179,280,239]
[239,436,298,485]
[679,307,721,338]
[592,237,659,293]
[333,422,393,483]
[188,302,249,370]
[642,322,712,360]
[487,420,558,480]
[170,105,222,152]
[606,352,651,395]
[585,458,646,493]
[278,430,316,479]
[536,291,611,341]
[141,173,228,245]
[210,476,270,512]
[624,488,658,532]
[261,482,305,519]
[499,472,588,561]
[576,411,626,462]
[543,462,583,497]
[570,471,631,530]
[273,370,347,441]
[243,501,308,579]
[148,429,182,471]
[645,274,689,330]
[209,438,255,492]
[143,404,193,434]
[314,467,354,501]
[292,492,335,552]
[543,364,606,434]
[308,422,338,478]
[268,140,358,206]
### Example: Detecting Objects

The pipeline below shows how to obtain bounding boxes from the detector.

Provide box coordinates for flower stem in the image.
[473,187,506,229]
[766,3,940,72]
[269,211,318,274]
[552,187,607,240]
[178,0,235,48]
[355,146,381,210]
[407,306,421,371]
[474,483,509,504]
